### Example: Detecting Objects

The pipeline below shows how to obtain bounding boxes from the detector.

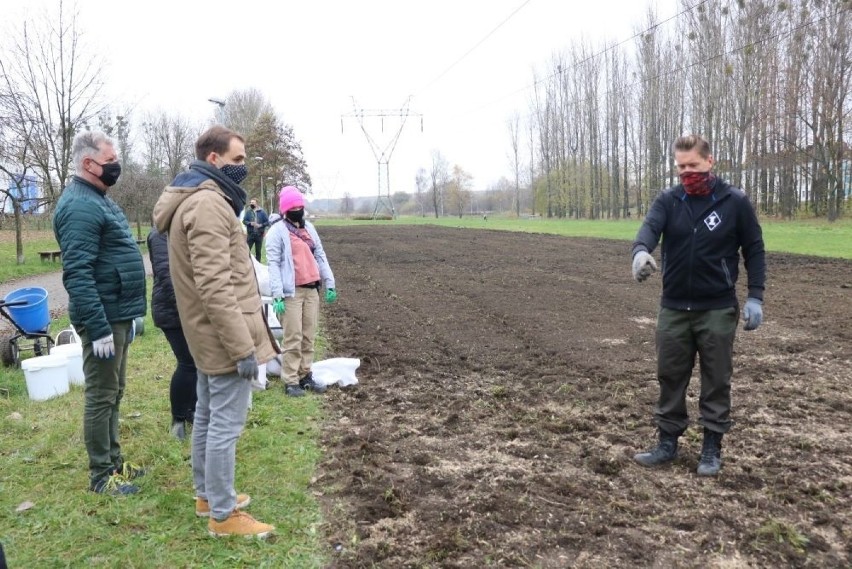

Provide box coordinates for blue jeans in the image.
[191,370,251,521]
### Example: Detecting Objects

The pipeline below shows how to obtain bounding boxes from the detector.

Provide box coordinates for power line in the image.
[454,0,712,118]
[414,0,535,97]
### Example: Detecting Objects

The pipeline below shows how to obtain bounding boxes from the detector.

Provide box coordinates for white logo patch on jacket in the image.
[704,211,722,231]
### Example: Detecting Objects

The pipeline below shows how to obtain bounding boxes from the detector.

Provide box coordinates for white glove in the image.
[92,334,115,359]
[632,251,658,282]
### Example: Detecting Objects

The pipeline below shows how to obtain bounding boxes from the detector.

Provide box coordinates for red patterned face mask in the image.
[679,171,715,196]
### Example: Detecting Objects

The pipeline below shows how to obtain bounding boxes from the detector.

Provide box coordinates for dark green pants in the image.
[78,320,133,487]
[654,307,737,436]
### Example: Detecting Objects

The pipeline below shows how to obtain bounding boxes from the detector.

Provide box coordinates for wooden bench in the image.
[38,250,62,262]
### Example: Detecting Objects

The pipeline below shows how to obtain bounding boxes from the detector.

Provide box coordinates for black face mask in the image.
[285,209,305,224]
[220,164,248,185]
[250,204,256,210]
[93,160,121,187]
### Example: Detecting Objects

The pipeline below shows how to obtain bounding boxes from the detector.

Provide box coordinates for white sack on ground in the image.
[267,310,282,339]
[311,358,360,387]
[267,354,282,376]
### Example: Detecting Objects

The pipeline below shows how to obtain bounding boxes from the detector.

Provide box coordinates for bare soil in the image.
[315,225,852,568]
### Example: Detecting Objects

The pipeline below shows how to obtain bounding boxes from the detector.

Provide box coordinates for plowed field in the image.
[316,225,851,568]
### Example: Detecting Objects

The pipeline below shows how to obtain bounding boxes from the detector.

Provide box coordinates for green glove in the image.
[272,297,285,319]
[325,288,338,304]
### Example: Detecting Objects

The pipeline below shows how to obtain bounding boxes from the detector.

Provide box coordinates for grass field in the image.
[0,293,328,567]
[0,215,848,287]
[316,214,852,259]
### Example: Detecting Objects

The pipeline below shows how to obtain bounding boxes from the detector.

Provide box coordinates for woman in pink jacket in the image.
[265,187,337,396]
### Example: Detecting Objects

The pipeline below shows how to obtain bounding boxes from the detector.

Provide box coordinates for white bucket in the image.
[21,354,70,401]
[51,343,85,386]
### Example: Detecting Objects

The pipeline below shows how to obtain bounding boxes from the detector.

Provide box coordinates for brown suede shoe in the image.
[207,510,274,539]
[195,493,251,517]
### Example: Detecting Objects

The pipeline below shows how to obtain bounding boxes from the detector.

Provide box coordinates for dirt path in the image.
[0,256,152,333]
[316,225,852,568]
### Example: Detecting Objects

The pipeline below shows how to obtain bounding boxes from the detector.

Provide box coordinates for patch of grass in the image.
[0,287,327,567]
[754,518,810,554]
[316,215,852,259]
[0,230,62,282]
[0,222,152,283]
[490,385,508,398]
[759,218,852,259]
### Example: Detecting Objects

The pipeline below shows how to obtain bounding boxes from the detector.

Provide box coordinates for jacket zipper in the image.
[687,226,697,311]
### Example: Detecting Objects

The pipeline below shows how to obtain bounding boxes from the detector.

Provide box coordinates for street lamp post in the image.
[266,177,275,213]
[208,97,226,123]
[254,157,264,212]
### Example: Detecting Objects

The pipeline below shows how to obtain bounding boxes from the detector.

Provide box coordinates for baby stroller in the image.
[0,287,54,367]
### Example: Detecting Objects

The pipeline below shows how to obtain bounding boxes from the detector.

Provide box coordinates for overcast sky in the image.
[10,0,681,201]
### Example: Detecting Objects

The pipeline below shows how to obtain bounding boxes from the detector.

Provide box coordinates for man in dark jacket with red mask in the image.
[631,134,766,477]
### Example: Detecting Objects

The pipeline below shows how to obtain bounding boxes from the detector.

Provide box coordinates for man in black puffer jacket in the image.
[54,130,147,495]
[148,226,198,441]
[631,134,766,477]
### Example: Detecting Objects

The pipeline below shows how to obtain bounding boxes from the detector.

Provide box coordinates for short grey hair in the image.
[72,130,115,171]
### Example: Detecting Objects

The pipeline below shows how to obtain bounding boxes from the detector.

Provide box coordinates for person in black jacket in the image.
[631,134,766,477]
[243,198,269,262]
[147,226,198,441]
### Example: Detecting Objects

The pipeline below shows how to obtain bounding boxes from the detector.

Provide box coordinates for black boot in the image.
[634,431,679,467]
[170,420,187,441]
[697,428,723,476]
[285,384,306,397]
[299,372,327,394]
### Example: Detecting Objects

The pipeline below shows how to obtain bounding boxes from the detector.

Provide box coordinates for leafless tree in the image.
[414,168,428,217]
[340,192,354,215]
[507,112,522,217]
[446,164,473,218]
[219,88,274,136]
[141,111,196,181]
[0,1,104,207]
[429,150,449,218]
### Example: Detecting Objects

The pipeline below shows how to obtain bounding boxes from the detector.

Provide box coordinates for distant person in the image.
[631,134,766,477]
[53,130,147,495]
[153,125,277,538]
[147,226,197,441]
[266,186,337,397]
[243,198,269,262]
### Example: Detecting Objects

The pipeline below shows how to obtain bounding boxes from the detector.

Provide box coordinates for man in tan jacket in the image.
[153,125,277,538]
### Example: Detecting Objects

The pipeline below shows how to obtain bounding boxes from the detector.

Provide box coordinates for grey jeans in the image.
[191,369,251,521]
[654,306,738,436]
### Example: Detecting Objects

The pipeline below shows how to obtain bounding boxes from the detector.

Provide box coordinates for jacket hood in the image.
[268,212,282,224]
[153,179,226,233]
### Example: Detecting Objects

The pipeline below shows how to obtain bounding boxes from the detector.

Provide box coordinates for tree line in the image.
[522,0,850,221]
[0,3,309,263]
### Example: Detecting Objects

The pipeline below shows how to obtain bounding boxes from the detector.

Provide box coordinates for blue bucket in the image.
[4,287,50,333]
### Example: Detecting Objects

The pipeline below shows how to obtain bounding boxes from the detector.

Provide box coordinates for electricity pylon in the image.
[341,97,422,219]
